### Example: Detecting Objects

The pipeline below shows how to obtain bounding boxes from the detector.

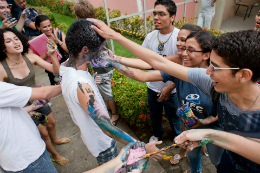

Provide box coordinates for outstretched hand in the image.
[89,47,115,68]
[117,142,148,173]
[46,39,57,56]
[145,141,165,161]
[87,18,119,40]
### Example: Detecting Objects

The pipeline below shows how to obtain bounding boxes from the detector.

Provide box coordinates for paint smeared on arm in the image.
[77,82,136,145]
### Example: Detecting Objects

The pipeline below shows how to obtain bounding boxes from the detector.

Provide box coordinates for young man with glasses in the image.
[142,0,181,143]
[90,19,260,172]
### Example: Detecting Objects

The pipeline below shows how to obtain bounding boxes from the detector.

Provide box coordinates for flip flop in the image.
[111,114,121,126]
[52,138,70,146]
[183,169,202,173]
[170,154,186,165]
[51,156,69,166]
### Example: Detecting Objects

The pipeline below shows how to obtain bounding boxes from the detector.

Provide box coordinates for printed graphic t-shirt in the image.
[188,68,260,173]
[160,71,219,128]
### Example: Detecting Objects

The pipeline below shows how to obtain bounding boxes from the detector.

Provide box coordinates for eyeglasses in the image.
[152,11,169,17]
[180,47,204,54]
[210,63,240,71]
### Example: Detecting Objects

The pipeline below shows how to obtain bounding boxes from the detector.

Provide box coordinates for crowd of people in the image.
[0,0,260,172]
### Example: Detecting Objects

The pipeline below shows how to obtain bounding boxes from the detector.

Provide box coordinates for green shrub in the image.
[57,22,69,33]
[111,70,151,129]
[94,7,121,24]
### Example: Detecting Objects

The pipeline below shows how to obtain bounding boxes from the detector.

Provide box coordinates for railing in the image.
[103,0,194,53]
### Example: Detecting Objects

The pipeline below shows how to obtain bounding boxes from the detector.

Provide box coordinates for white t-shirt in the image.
[60,65,113,157]
[0,82,45,171]
[142,28,179,93]
[201,0,215,13]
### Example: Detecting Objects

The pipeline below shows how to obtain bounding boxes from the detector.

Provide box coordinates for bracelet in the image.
[59,42,64,46]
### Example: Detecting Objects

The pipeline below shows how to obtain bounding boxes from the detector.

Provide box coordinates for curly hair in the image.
[0,28,29,61]
[212,30,260,82]
[65,19,105,59]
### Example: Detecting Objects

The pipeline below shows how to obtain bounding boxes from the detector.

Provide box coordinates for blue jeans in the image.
[147,87,181,138]
[5,149,57,173]
[187,140,224,173]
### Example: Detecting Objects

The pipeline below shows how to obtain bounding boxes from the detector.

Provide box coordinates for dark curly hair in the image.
[0,28,29,61]
[212,30,260,82]
[65,19,105,59]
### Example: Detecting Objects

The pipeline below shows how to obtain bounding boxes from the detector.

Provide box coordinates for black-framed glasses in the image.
[152,11,169,17]
[180,47,204,54]
[210,63,240,71]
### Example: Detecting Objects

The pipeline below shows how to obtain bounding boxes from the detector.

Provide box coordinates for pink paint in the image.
[127,147,146,165]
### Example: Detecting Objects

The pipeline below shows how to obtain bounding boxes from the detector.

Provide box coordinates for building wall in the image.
[68,0,196,23]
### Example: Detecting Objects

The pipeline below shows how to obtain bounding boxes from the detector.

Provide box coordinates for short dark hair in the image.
[0,28,29,61]
[212,30,260,82]
[154,0,177,16]
[35,15,50,28]
[181,24,202,32]
[65,19,105,58]
[186,30,214,53]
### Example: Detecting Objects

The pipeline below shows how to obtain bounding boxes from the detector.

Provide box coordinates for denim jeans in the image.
[187,139,224,173]
[147,87,181,138]
[4,149,57,173]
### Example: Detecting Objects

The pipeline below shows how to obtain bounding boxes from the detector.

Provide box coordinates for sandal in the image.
[52,138,70,146]
[170,153,186,165]
[183,169,202,173]
[111,114,120,126]
[51,156,69,165]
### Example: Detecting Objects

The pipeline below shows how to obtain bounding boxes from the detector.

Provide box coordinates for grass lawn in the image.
[52,12,76,27]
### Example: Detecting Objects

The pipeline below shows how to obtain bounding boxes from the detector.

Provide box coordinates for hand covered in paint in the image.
[88,47,115,68]
[174,129,213,151]
[157,84,174,102]
[24,104,43,112]
[94,75,102,84]
[117,142,148,173]
[46,39,57,56]
[21,8,30,19]
[88,18,119,40]
[145,141,165,161]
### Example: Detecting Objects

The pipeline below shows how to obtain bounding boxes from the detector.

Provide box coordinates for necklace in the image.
[226,93,260,116]
[157,30,173,52]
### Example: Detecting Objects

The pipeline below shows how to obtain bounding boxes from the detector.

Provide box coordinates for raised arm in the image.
[174,129,260,164]
[77,82,136,145]
[16,8,29,32]
[89,19,189,82]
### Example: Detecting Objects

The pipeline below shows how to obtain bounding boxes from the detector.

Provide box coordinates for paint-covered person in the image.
[89,18,260,172]
[59,19,161,165]
[73,0,120,126]
[0,82,61,172]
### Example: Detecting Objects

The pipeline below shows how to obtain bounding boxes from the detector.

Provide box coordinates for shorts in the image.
[96,139,118,165]
[33,103,52,126]
[97,70,114,101]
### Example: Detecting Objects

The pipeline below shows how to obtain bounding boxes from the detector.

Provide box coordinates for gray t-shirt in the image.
[188,68,260,172]
[201,0,215,13]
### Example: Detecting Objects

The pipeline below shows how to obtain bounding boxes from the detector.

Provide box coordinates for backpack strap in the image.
[212,88,220,117]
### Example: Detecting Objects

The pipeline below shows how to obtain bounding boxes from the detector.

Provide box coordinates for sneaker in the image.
[149,135,159,143]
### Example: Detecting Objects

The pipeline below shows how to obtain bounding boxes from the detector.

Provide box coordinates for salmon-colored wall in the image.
[68,0,196,23]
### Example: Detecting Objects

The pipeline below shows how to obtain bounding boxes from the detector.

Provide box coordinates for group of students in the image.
[1,0,260,173]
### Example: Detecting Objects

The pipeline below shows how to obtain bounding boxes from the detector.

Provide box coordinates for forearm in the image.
[57,40,69,53]
[206,129,260,164]
[16,17,25,32]
[41,53,48,60]
[116,56,152,70]
[49,53,60,74]
[30,85,61,101]
[203,115,218,125]
[113,33,189,82]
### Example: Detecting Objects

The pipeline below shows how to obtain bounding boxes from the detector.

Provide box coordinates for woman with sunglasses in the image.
[89,29,223,173]
[0,28,69,166]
